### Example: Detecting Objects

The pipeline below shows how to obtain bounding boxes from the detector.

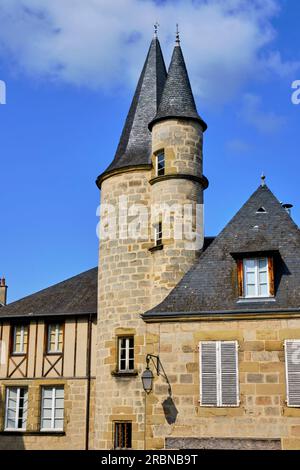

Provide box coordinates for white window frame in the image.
[285,339,300,407]
[199,341,239,407]
[40,386,64,431]
[5,387,28,431]
[47,324,63,354]
[154,221,162,246]
[12,325,28,354]
[156,151,165,177]
[118,337,134,372]
[243,257,270,298]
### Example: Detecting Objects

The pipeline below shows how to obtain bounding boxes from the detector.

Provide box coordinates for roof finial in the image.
[261,172,266,187]
[154,22,159,38]
[175,23,180,45]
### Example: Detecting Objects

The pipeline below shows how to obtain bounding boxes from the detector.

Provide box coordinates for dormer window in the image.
[256,207,267,214]
[237,257,274,299]
[156,151,165,176]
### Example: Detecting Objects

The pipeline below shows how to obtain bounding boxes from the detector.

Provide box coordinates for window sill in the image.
[10,353,26,357]
[111,370,139,378]
[0,431,65,436]
[237,297,276,303]
[149,244,164,253]
[45,352,63,356]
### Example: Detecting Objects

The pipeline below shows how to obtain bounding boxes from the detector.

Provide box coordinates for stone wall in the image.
[95,118,207,449]
[151,119,203,177]
[144,318,300,450]
[0,378,95,450]
[95,170,152,449]
[150,119,205,306]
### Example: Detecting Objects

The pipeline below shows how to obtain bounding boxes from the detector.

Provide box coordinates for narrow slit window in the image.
[118,336,134,372]
[156,151,165,176]
[114,422,132,449]
[154,221,162,246]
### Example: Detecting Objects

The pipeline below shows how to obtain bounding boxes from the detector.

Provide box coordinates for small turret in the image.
[149,31,208,305]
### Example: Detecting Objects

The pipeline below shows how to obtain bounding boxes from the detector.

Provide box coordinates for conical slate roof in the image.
[144,185,300,317]
[97,37,167,184]
[149,40,207,131]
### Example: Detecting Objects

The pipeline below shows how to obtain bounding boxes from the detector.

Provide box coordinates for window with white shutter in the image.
[200,341,239,407]
[285,340,300,407]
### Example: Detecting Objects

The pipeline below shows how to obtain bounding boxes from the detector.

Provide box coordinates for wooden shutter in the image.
[285,340,300,407]
[268,257,275,296]
[200,342,218,406]
[237,259,244,297]
[200,341,239,407]
[220,341,239,406]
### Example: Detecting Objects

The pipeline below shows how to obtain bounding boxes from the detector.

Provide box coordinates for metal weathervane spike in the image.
[154,22,159,38]
[261,173,266,187]
[176,23,180,44]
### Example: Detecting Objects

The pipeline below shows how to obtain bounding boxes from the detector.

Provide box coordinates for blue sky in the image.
[0,0,299,303]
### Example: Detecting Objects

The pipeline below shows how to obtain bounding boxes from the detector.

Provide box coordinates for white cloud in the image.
[239,93,285,133]
[0,0,298,105]
[226,138,250,154]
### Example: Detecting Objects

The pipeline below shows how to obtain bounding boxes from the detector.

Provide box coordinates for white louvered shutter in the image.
[200,342,218,406]
[220,341,239,406]
[285,340,300,407]
[200,341,239,407]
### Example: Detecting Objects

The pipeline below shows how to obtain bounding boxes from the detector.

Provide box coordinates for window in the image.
[156,151,165,176]
[200,341,239,407]
[114,422,132,449]
[237,257,274,298]
[12,325,28,354]
[154,221,162,246]
[41,386,64,431]
[118,336,134,372]
[285,340,300,407]
[5,387,28,431]
[47,324,63,353]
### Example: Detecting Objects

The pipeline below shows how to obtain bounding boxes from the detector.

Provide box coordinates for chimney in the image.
[0,278,7,306]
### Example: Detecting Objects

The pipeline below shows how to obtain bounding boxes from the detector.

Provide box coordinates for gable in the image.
[144,185,300,316]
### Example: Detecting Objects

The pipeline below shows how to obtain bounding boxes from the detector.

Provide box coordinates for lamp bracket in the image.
[146,354,171,395]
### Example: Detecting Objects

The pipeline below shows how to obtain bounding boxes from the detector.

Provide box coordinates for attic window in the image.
[237,257,274,299]
[256,207,267,214]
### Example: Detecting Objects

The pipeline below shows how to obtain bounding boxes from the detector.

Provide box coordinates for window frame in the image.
[154,221,162,247]
[46,323,64,354]
[4,386,28,431]
[118,336,134,373]
[11,324,29,356]
[155,151,165,177]
[237,256,274,299]
[40,386,64,432]
[114,421,132,449]
[199,340,239,408]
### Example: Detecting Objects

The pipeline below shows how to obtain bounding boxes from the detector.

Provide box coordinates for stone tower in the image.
[95,32,207,450]
[148,34,208,306]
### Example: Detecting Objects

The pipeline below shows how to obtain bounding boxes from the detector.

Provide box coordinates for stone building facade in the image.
[0,32,299,450]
